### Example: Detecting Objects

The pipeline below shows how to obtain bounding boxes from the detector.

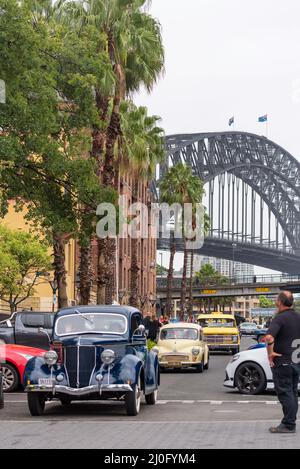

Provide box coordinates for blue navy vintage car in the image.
[24,306,160,416]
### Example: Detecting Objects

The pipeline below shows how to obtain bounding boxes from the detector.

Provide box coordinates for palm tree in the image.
[194,264,230,313]
[187,212,210,315]
[118,102,164,308]
[159,164,206,320]
[62,0,164,304]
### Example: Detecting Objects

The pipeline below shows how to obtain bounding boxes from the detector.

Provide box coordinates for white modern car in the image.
[224,344,277,395]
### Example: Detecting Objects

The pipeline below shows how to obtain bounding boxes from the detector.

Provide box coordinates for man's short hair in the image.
[278,291,294,308]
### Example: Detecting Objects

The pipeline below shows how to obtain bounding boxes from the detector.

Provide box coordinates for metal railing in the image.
[157,274,300,290]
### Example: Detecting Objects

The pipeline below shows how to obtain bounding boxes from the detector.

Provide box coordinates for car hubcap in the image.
[237,366,260,393]
[2,367,15,391]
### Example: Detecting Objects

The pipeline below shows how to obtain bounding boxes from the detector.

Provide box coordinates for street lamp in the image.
[40,272,58,312]
[49,279,58,313]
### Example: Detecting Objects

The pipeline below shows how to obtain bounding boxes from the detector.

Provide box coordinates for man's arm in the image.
[265,316,282,367]
[265,334,282,368]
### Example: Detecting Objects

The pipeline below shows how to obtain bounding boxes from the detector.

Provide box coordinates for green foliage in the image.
[157,264,168,276]
[147,338,157,350]
[0,226,52,311]
[195,264,229,286]
[259,295,275,308]
[119,101,165,179]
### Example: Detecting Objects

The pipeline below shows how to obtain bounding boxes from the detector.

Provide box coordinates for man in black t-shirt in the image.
[266,291,300,434]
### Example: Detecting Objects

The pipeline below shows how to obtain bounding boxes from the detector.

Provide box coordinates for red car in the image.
[0,344,45,392]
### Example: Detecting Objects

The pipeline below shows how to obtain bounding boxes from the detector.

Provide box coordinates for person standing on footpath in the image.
[265,291,300,434]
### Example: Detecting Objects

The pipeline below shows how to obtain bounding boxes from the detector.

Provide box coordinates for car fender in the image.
[23,356,52,386]
[117,354,144,388]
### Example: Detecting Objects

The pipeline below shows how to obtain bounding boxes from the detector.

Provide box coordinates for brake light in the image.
[51,341,63,364]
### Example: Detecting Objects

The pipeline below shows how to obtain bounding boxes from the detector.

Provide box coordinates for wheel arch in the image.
[234,360,267,389]
[2,361,21,389]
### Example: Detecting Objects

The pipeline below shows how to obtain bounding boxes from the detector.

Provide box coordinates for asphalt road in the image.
[1,338,299,449]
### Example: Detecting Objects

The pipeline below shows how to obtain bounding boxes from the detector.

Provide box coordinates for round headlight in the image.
[192,348,200,356]
[101,349,116,365]
[44,351,58,366]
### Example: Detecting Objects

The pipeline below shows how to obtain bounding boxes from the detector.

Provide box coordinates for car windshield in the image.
[160,328,198,341]
[199,318,235,328]
[55,313,128,336]
[242,323,256,328]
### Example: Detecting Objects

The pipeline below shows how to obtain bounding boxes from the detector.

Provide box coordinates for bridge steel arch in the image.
[156,132,300,273]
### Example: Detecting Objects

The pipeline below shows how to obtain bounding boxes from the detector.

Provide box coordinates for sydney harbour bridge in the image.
[155,131,300,274]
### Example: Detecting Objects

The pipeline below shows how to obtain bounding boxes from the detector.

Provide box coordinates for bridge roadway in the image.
[158,237,300,275]
[157,277,300,300]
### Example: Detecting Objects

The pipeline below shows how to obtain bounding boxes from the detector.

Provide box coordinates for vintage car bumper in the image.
[159,354,200,368]
[208,344,239,350]
[25,383,133,396]
[160,361,195,368]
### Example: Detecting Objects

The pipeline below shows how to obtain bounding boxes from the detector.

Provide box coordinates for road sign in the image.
[255,287,270,293]
[201,289,217,295]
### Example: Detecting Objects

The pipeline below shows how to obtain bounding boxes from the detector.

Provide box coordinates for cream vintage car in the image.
[153,323,209,372]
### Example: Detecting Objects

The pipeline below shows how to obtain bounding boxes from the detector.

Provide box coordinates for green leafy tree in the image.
[259,295,275,309]
[160,164,205,320]
[118,102,164,308]
[0,226,52,313]
[194,264,232,314]
[61,0,165,304]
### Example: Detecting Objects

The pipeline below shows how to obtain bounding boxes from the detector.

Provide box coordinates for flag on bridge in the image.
[258,114,268,123]
[228,116,234,127]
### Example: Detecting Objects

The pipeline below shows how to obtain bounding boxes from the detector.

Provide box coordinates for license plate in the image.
[38,379,55,387]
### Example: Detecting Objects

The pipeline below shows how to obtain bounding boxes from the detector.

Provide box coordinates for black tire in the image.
[145,389,158,405]
[125,376,141,416]
[27,392,46,416]
[231,348,239,355]
[235,361,267,395]
[60,398,72,407]
[2,363,19,392]
[195,359,204,373]
[204,355,210,370]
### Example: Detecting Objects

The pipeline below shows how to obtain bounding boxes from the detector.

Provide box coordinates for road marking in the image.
[0,419,298,425]
[4,398,287,405]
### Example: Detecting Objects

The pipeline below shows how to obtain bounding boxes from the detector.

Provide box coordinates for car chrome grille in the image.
[205,335,233,345]
[161,355,190,362]
[64,346,96,388]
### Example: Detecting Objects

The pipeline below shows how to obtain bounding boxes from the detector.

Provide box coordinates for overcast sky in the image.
[136,0,300,158]
[136,0,300,274]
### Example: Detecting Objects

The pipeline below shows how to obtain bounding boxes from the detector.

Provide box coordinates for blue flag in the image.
[258,114,268,123]
[228,116,234,126]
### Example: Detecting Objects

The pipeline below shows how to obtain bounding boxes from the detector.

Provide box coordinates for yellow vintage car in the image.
[197,313,240,355]
[154,323,209,372]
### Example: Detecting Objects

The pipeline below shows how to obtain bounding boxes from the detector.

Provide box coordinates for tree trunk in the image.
[129,237,139,307]
[53,232,68,309]
[97,238,106,304]
[129,181,140,308]
[99,38,125,302]
[187,249,194,315]
[79,242,92,305]
[180,241,188,320]
[104,237,116,305]
[166,232,176,317]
